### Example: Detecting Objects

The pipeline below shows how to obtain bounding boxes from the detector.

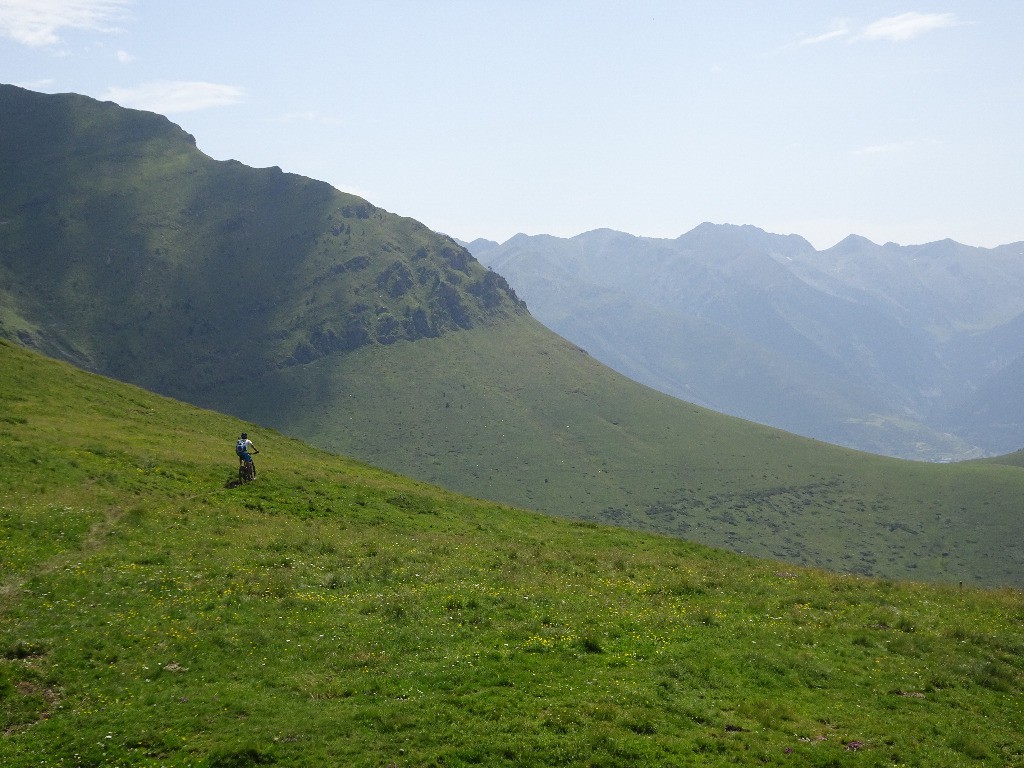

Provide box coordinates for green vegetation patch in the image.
[216,317,1024,589]
[0,336,1022,766]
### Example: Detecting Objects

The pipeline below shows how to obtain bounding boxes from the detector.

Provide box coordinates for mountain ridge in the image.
[0,83,527,398]
[467,227,1024,459]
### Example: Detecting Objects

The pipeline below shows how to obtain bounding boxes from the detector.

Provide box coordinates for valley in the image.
[2,85,1023,588]
[467,227,1024,461]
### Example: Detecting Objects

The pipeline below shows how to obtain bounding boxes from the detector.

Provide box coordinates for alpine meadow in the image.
[1,339,1022,766]
[0,84,1022,765]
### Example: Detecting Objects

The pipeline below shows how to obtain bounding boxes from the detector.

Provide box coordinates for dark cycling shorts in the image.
[238,451,252,463]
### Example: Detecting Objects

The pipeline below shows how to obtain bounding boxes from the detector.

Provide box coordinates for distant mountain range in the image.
[466,226,1024,459]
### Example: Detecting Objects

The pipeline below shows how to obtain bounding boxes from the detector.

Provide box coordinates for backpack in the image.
[235,438,247,456]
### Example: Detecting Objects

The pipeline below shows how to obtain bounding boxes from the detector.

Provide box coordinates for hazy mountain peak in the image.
[828,233,879,253]
[505,232,562,246]
[674,222,815,260]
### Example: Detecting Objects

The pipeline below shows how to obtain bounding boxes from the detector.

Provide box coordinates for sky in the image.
[2,0,1022,249]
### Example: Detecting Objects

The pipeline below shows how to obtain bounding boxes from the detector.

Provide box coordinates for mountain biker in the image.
[235,432,258,477]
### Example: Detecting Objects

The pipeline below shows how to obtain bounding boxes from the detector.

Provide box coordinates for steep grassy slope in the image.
[2,85,1023,589]
[0,84,525,397]
[1,339,1022,767]
[210,316,1024,589]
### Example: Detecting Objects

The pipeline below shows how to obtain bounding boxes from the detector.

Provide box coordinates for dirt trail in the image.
[0,483,227,609]
[0,505,125,607]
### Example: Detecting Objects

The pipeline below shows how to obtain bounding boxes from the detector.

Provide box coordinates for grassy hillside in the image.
[0,84,525,396]
[209,316,1024,589]
[977,449,1024,468]
[2,339,1022,767]
[3,85,1023,589]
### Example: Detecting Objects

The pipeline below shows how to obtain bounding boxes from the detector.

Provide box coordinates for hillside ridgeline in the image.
[0,84,525,398]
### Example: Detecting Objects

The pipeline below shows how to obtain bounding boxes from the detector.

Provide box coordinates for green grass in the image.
[979,449,1024,468]
[1,340,1023,766]
[210,316,1024,589]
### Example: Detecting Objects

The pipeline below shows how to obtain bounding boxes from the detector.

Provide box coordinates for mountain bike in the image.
[238,451,259,484]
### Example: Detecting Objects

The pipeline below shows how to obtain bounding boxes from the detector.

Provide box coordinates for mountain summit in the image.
[0,84,525,398]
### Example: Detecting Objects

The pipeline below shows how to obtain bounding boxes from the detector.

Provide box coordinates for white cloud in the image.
[860,12,959,42]
[797,12,959,48]
[102,81,244,114]
[115,48,132,63]
[0,0,129,46]
[799,19,851,46]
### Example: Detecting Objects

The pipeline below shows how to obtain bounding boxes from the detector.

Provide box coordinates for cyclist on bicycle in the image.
[235,432,258,476]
